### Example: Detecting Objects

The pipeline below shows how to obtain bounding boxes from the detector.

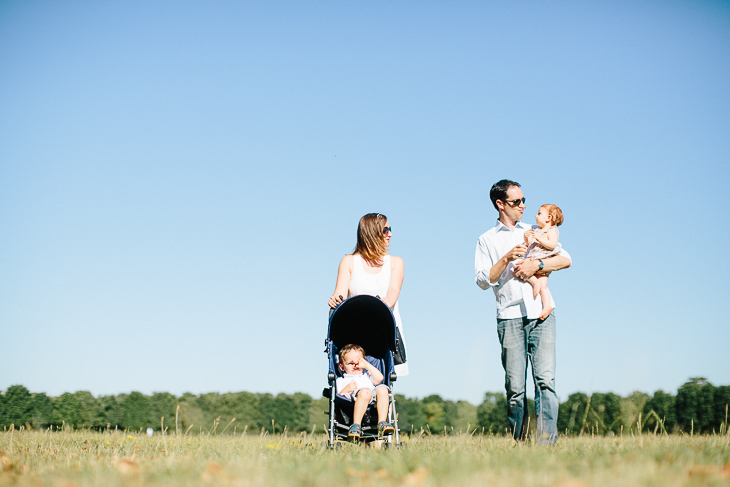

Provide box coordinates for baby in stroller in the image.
[336,344,395,440]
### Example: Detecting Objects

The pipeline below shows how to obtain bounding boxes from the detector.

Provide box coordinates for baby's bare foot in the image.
[539,305,553,321]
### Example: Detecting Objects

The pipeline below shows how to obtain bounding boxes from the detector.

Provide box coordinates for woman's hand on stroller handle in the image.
[328,294,345,309]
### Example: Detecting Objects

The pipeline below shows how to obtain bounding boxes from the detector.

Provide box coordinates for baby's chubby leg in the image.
[375,385,389,423]
[527,276,542,299]
[352,388,372,426]
[374,385,395,438]
[538,275,553,320]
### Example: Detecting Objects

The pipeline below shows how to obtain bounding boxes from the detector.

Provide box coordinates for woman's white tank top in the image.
[348,253,409,376]
[348,254,391,298]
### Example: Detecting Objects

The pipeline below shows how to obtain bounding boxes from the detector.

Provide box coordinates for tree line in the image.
[1,377,727,436]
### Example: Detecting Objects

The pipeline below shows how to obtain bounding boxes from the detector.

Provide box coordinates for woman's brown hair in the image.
[353,213,388,266]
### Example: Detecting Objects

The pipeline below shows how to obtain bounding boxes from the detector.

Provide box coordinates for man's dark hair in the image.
[489,179,520,210]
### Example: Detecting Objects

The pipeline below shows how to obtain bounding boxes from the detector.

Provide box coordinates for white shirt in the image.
[336,370,376,400]
[475,220,572,320]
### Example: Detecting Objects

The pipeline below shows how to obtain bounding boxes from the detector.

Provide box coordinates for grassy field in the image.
[1,429,729,486]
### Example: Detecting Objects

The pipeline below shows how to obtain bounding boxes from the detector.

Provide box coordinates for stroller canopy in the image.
[328,295,397,359]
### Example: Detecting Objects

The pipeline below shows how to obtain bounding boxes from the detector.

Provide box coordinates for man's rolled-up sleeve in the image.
[475,238,499,290]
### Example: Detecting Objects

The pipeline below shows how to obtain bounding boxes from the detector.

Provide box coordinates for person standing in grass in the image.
[474,179,572,444]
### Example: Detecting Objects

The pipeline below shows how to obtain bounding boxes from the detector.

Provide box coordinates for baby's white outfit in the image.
[336,370,384,403]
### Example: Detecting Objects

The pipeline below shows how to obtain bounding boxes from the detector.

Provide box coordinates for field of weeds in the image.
[1,429,729,486]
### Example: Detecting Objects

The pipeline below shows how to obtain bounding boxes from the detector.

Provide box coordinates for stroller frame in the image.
[323,295,401,447]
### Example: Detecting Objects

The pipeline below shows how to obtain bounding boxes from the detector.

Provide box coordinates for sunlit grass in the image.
[1,429,729,486]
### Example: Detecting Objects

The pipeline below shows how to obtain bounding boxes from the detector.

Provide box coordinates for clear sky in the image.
[1,0,729,406]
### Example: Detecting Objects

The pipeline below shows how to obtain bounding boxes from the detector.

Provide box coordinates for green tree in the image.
[99,395,125,429]
[394,394,426,434]
[273,393,312,433]
[149,392,177,432]
[643,390,676,433]
[52,392,81,429]
[444,400,478,434]
[230,392,267,432]
[258,394,277,433]
[205,392,241,430]
[0,390,5,427]
[676,378,715,433]
[557,392,587,435]
[1,385,33,428]
[308,397,329,434]
[122,392,152,431]
[588,393,622,434]
[713,385,730,433]
[51,391,102,429]
[422,395,446,433]
[619,391,649,433]
[74,391,103,429]
[477,392,509,435]
[177,393,206,433]
[31,393,54,429]
[195,392,223,431]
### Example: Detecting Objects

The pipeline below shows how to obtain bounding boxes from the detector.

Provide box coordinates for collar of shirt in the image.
[343,371,368,378]
[495,220,531,232]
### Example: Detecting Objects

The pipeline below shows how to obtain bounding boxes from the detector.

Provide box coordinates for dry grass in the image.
[1,429,729,486]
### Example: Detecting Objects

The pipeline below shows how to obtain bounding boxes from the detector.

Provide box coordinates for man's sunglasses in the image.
[383,226,392,234]
[503,197,526,207]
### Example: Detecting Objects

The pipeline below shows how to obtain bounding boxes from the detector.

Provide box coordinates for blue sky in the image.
[1,0,729,405]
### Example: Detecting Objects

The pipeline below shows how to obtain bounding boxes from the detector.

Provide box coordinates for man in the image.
[475,179,572,444]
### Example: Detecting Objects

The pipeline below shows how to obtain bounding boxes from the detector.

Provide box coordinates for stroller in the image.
[323,295,401,447]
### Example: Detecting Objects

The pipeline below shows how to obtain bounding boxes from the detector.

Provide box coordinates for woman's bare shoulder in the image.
[390,255,404,268]
[340,254,355,268]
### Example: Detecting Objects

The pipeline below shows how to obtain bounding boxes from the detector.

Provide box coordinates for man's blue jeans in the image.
[497,312,558,444]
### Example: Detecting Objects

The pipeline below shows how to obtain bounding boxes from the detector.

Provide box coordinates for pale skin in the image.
[338,350,389,425]
[489,186,571,319]
[327,221,404,309]
[523,206,560,320]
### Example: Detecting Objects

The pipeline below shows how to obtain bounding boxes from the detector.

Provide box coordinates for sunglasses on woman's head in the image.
[382,226,392,234]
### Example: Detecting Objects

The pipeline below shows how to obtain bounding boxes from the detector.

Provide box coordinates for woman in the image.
[328,213,408,376]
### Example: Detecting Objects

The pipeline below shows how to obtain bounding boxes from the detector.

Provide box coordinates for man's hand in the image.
[514,258,539,280]
[489,244,527,284]
[505,244,527,262]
